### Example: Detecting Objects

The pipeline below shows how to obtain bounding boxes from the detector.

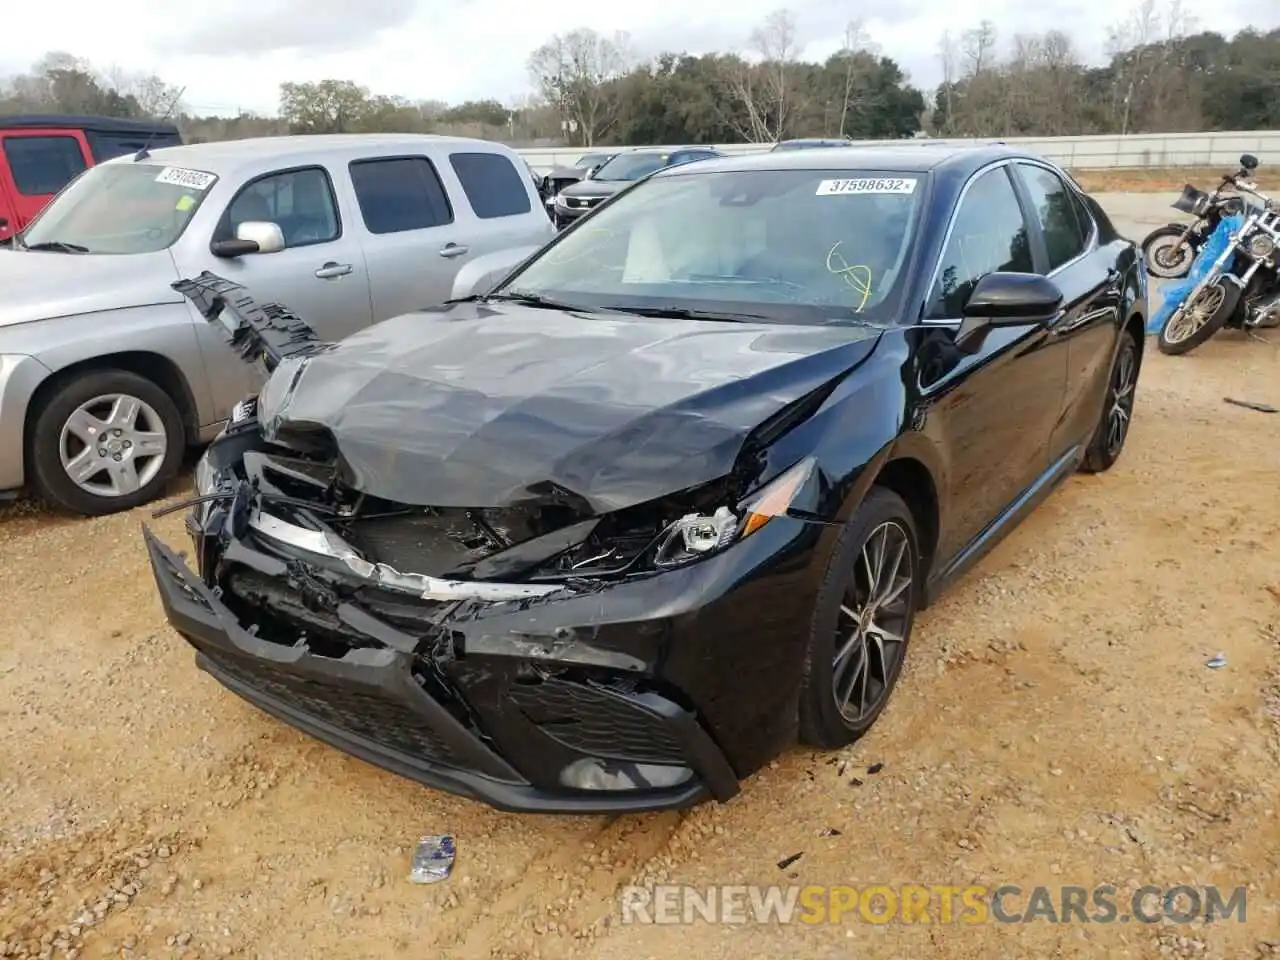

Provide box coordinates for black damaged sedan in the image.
[145,144,1147,814]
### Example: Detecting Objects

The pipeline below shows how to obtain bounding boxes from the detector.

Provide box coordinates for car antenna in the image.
[133,85,187,162]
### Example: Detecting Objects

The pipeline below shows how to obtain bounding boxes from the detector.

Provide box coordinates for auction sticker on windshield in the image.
[816,178,917,196]
[154,167,217,191]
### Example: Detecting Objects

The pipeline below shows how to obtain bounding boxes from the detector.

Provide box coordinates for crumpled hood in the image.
[558,179,627,201]
[0,249,180,328]
[259,301,883,512]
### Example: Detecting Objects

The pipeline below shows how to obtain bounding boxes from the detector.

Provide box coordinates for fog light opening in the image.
[559,758,694,791]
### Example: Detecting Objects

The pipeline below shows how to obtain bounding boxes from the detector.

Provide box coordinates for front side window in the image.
[497,168,926,325]
[449,152,532,219]
[20,161,214,254]
[925,166,1033,319]
[590,153,670,182]
[1016,163,1087,271]
[349,156,453,234]
[3,135,87,195]
[214,167,340,248]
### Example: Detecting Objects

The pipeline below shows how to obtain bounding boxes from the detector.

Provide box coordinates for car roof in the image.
[0,114,180,135]
[657,143,1031,177]
[97,133,519,180]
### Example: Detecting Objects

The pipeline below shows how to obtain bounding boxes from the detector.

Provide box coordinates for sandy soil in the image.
[1,194,1278,960]
[1071,168,1280,194]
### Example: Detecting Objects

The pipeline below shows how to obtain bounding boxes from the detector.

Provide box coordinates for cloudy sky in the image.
[3,0,1277,116]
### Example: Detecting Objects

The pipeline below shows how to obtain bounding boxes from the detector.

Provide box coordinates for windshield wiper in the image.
[622,305,778,323]
[483,291,614,313]
[24,240,89,253]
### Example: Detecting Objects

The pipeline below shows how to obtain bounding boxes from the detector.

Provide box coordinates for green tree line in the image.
[2,5,1277,147]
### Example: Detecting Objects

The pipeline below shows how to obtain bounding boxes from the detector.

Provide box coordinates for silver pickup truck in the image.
[0,134,555,515]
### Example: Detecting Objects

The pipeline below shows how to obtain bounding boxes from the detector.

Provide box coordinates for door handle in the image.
[314,262,352,279]
[439,243,469,259]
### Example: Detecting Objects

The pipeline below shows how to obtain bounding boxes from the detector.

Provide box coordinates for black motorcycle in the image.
[1141,155,1262,280]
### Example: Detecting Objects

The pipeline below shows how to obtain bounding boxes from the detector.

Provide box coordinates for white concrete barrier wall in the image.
[517,130,1280,174]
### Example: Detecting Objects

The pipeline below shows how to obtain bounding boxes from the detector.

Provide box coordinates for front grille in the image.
[204,651,459,765]
[508,678,688,765]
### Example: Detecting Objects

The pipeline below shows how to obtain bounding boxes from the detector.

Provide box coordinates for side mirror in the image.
[953,272,1063,355]
[212,221,285,258]
[1241,153,1259,171]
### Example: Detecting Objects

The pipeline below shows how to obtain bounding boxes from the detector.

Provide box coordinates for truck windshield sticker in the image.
[154,167,217,191]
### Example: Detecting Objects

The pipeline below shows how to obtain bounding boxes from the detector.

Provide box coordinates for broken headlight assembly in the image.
[651,456,817,570]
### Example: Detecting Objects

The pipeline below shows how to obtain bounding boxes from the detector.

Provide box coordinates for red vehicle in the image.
[0,114,183,243]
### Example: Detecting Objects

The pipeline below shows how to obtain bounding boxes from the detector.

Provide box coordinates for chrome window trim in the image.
[917,156,1099,328]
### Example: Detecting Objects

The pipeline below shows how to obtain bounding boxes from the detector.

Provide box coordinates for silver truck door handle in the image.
[439,243,469,259]
[314,262,352,279]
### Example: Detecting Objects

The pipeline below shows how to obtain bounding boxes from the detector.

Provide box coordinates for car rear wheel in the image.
[798,486,920,749]
[1080,330,1139,474]
[28,369,185,516]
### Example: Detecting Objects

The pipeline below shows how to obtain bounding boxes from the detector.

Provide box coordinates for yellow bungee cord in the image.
[825,241,873,313]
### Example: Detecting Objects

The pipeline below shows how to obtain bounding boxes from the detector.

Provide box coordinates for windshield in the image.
[21,162,216,255]
[496,168,925,325]
[591,153,669,182]
[576,153,611,168]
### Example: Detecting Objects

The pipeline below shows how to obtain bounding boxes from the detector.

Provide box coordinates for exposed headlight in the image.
[653,457,817,569]
[193,450,217,497]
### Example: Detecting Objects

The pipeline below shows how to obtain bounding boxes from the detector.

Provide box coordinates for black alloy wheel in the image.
[1081,330,1139,473]
[799,486,920,748]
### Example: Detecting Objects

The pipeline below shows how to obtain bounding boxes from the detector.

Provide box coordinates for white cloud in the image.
[2,0,1276,116]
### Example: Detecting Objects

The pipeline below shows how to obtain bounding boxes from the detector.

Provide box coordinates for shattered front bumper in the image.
[142,526,787,814]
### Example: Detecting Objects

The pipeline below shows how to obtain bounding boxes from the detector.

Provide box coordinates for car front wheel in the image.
[28,369,185,516]
[798,486,920,749]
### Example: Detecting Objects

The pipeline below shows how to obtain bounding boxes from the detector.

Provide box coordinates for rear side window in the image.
[448,152,532,219]
[2,135,87,195]
[1016,163,1087,271]
[349,157,453,234]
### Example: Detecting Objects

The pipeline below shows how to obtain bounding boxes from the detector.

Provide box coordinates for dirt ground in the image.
[1071,167,1280,193]
[1,193,1278,960]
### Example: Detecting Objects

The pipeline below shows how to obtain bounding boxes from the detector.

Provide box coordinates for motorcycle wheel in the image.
[1157,278,1239,356]
[1142,226,1197,280]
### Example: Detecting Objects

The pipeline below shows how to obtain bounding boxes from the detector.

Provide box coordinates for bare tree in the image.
[837,19,878,137]
[104,67,185,117]
[937,29,958,131]
[1105,0,1196,133]
[527,28,630,146]
[960,20,998,77]
[724,8,803,143]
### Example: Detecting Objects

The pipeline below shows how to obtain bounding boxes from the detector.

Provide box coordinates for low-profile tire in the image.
[1142,226,1196,280]
[1157,278,1237,356]
[1080,330,1139,474]
[798,486,921,749]
[28,368,185,516]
